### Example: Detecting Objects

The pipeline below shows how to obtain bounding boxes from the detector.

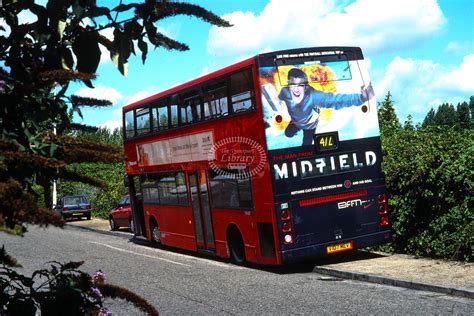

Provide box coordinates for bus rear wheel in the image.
[227,226,245,265]
[150,220,161,244]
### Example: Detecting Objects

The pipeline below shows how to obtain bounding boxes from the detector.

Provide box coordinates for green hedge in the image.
[57,162,126,219]
[381,126,473,261]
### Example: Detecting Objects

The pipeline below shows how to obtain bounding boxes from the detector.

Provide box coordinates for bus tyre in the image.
[228,227,245,265]
[151,220,161,244]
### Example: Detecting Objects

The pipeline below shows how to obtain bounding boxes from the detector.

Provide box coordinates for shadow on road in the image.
[261,250,386,274]
[128,236,385,274]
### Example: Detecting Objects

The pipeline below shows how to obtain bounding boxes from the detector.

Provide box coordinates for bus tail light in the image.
[378,204,388,214]
[280,204,295,244]
[377,193,390,226]
[282,222,292,232]
[63,207,69,211]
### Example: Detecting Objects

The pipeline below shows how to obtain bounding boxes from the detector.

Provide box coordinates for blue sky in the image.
[10,0,474,130]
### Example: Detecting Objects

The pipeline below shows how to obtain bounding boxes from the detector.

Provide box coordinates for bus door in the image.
[129,175,146,237]
[188,170,215,252]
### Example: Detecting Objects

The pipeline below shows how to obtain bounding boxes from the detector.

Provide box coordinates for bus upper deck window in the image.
[154,105,169,131]
[230,69,254,113]
[124,110,134,138]
[168,94,179,128]
[136,108,151,135]
[203,80,229,118]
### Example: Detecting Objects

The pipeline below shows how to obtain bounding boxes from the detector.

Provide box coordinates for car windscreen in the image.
[64,196,88,205]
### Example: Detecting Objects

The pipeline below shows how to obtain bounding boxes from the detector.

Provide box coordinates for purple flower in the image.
[90,287,103,300]
[0,80,5,93]
[98,307,111,316]
[93,270,106,284]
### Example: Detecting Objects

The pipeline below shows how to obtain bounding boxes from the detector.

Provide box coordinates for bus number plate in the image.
[326,241,353,254]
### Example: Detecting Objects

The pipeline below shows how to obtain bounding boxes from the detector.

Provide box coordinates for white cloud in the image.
[94,88,160,130]
[207,0,446,58]
[435,54,474,93]
[375,54,473,122]
[98,120,122,132]
[123,87,159,106]
[199,66,209,77]
[444,41,473,55]
[96,108,123,132]
[98,27,114,65]
[74,84,123,104]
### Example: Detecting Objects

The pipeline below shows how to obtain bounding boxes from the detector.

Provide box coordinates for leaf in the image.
[110,28,131,76]
[112,3,138,13]
[83,79,94,88]
[88,6,113,21]
[153,2,232,27]
[30,3,48,34]
[72,32,101,74]
[57,20,66,41]
[61,46,74,70]
[124,20,143,40]
[137,37,148,64]
[144,21,188,51]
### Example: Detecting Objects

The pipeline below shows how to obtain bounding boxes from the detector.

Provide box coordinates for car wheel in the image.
[109,217,118,231]
[87,214,91,220]
[150,220,161,244]
[130,218,135,234]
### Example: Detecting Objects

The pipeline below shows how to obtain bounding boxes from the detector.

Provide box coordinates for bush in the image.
[381,126,473,261]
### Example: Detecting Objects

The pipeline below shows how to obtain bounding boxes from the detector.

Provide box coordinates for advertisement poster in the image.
[136,131,214,167]
[259,59,379,151]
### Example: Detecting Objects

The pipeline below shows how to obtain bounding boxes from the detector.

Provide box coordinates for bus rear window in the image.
[276,56,352,86]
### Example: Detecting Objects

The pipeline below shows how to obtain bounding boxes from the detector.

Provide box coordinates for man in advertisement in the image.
[279,68,374,146]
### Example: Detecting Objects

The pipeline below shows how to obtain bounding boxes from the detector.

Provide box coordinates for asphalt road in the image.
[2,224,473,315]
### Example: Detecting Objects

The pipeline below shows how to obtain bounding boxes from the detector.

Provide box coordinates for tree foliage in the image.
[378,93,473,261]
[422,97,473,129]
[377,91,401,136]
[0,0,229,229]
[1,1,230,313]
[58,128,126,219]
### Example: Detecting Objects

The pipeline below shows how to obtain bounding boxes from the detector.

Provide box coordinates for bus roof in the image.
[123,46,364,112]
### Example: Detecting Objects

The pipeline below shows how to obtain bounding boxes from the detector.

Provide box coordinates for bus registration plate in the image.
[326,241,353,254]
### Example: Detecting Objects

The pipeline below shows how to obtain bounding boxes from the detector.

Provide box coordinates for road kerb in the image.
[312,266,474,299]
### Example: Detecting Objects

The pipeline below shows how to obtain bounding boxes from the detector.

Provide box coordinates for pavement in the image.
[67,218,474,299]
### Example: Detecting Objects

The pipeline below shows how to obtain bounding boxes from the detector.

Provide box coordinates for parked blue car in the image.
[54,195,92,220]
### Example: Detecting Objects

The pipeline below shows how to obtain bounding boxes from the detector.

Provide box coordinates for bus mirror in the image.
[124,176,130,187]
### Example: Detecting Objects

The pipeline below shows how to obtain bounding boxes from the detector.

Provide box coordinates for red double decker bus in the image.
[123,46,391,265]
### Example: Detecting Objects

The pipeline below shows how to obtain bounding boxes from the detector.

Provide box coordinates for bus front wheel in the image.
[227,226,245,265]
